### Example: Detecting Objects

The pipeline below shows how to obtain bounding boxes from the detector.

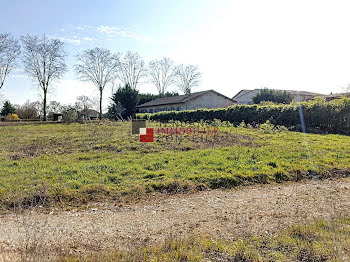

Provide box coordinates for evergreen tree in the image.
[108,84,139,119]
[138,91,179,105]
[1,101,16,116]
[252,88,293,104]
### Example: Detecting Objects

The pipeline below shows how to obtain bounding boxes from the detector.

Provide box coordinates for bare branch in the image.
[74,47,118,119]
[174,64,201,95]
[76,95,93,112]
[147,57,176,95]
[21,34,67,120]
[0,33,21,90]
[115,51,146,90]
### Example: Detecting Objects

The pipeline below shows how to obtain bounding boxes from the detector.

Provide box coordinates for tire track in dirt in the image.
[0,178,349,260]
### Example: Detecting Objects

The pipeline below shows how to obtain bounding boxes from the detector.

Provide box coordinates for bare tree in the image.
[148,57,176,96]
[21,35,67,121]
[16,100,39,119]
[32,100,43,118]
[0,93,4,107]
[0,33,21,90]
[342,84,350,94]
[174,64,201,95]
[90,96,100,112]
[74,48,118,119]
[76,95,93,112]
[115,51,146,90]
[48,100,62,113]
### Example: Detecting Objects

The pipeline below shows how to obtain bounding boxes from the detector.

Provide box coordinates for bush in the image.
[137,97,350,135]
[62,107,78,122]
[16,100,39,119]
[5,113,20,121]
[252,88,293,104]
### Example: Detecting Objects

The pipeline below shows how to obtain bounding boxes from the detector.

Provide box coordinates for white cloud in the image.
[96,25,146,41]
[81,37,94,42]
[10,74,29,79]
[96,25,119,35]
[55,24,146,46]
[9,68,29,79]
[74,26,86,31]
[58,36,94,45]
[59,37,81,45]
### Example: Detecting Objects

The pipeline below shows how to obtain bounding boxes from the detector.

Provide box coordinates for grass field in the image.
[0,121,349,209]
[60,217,350,261]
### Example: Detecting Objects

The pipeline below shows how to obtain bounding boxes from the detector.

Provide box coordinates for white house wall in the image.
[138,92,235,113]
[234,90,316,104]
[185,92,235,110]
[234,90,259,104]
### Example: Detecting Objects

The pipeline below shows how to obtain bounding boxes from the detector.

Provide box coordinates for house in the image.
[232,89,323,104]
[137,90,236,113]
[322,92,350,101]
[53,113,63,121]
[79,109,99,120]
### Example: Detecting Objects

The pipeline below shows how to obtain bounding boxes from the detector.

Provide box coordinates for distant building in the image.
[137,90,236,113]
[53,113,63,121]
[232,89,323,104]
[322,92,350,101]
[79,109,99,120]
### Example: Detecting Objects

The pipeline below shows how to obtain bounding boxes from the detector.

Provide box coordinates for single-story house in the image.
[232,89,323,104]
[53,113,63,121]
[137,90,236,113]
[79,109,99,120]
[322,92,350,101]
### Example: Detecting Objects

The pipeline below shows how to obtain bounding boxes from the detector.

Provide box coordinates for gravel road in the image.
[0,178,349,261]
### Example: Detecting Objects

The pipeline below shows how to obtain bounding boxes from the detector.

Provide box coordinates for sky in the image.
[2,0,350,110]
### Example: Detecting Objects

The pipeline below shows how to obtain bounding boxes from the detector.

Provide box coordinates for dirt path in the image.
[0,178,349,260]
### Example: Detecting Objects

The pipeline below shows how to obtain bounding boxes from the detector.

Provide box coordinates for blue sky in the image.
[2,0,350,108]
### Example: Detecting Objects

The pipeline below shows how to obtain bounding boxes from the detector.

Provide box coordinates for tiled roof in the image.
[232,89,324,99]
[137,90,235,108]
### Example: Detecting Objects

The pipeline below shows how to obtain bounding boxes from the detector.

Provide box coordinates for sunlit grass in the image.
[0,121,349,208]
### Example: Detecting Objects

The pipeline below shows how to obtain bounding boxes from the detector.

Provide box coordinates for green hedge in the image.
[137,98,350,135]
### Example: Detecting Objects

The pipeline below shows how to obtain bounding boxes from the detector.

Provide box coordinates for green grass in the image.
[0,121,349,208]
[59,217,350,261]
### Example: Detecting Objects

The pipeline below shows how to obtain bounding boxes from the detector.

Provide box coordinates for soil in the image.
[0,178,349,260]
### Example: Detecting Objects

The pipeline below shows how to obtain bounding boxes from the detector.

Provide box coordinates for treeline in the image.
[0,96,96,121]
[137,98,350,135]
[0,90,179,122]
[0,33,201,121]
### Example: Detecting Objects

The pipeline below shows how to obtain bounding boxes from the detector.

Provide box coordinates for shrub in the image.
[62,107,79,122]
[5,113,20,121]
[137,97,350,135]
[16,100,38,119]
[252,88,293,104]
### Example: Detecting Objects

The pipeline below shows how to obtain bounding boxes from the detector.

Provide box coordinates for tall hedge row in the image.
[137,98,350,135]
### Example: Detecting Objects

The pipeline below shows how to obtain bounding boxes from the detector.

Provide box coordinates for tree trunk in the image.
[99,89,103,120]
[43,90,47,121]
